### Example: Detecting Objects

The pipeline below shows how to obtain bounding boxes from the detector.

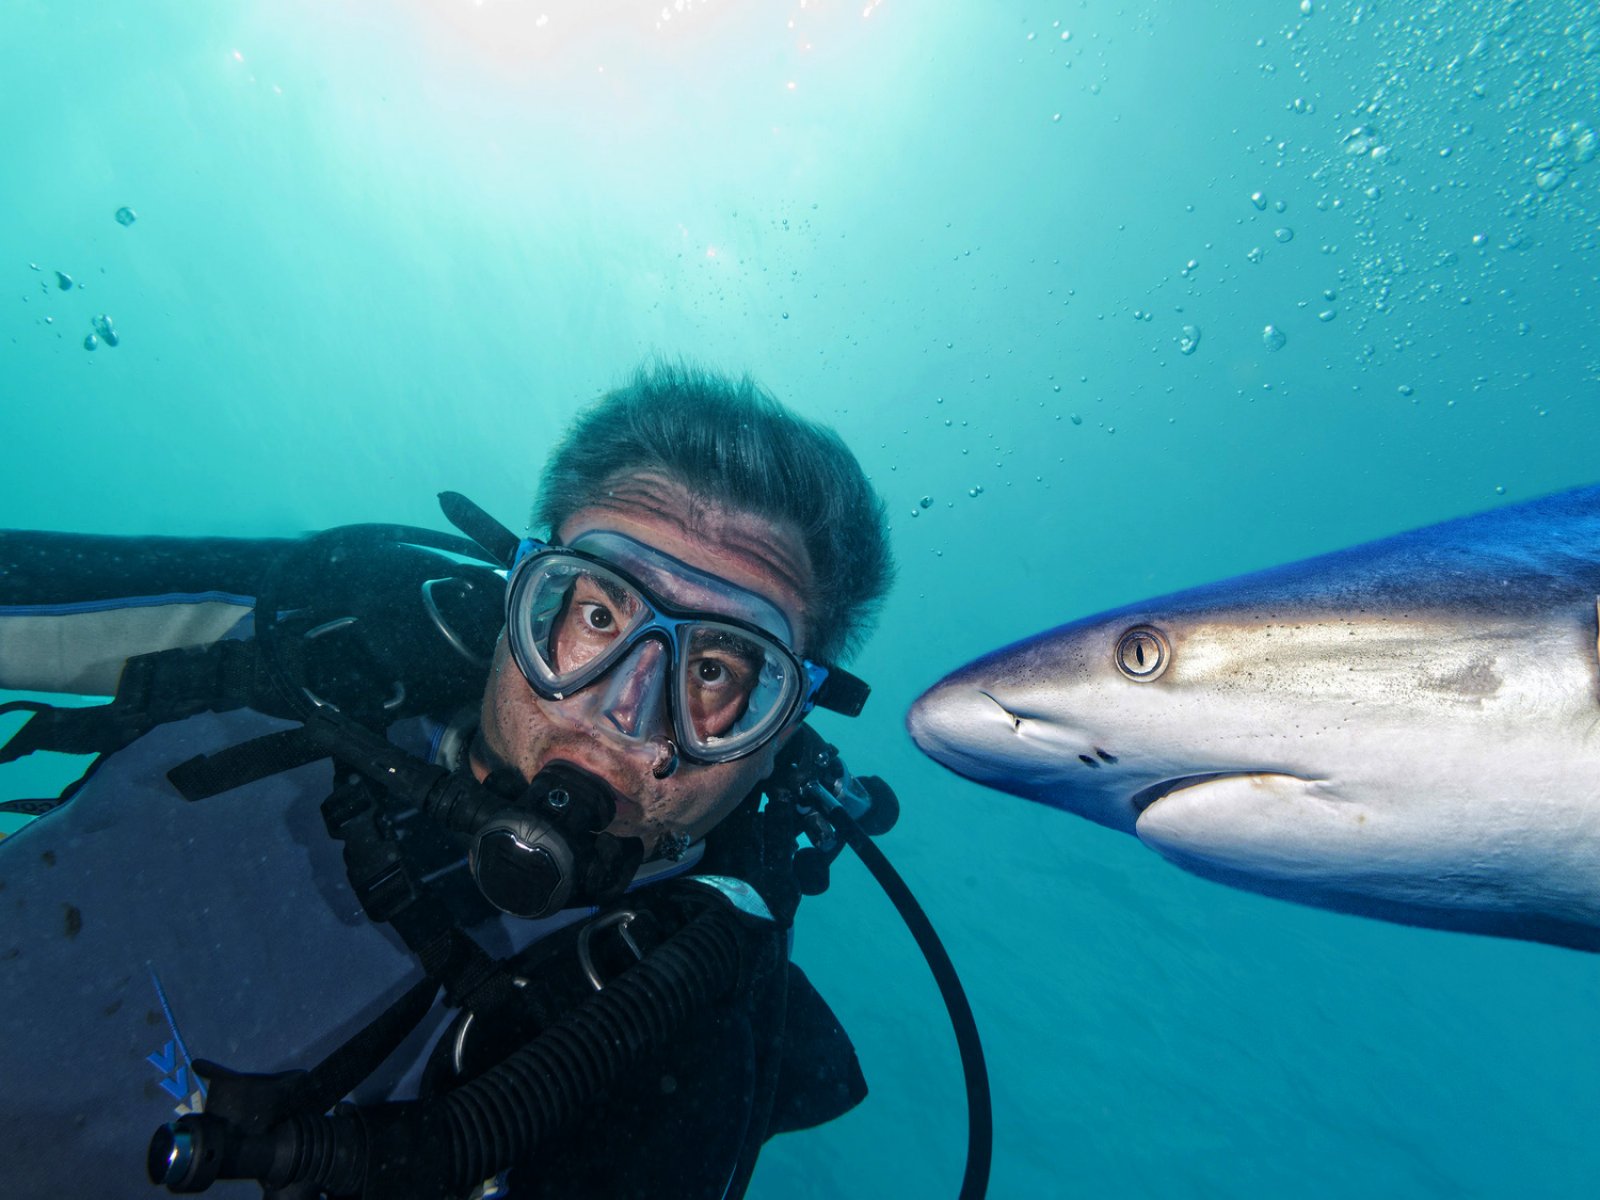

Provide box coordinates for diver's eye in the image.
[578,603,616,632]
[695,659,726,684]
[1114,625,1171,681]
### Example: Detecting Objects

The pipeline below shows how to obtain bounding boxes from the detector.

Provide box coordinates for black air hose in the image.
[152,903,747,1198]
[422,901,742,1189]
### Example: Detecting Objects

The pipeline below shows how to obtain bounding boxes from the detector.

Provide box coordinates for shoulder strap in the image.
[0,639,287,816]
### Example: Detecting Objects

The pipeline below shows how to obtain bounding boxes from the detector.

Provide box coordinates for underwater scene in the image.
[4,1,1599,1196]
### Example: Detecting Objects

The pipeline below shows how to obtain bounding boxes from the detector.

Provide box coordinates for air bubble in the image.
[1535,164,1567,191]
[1178,324,1202,355]
[1274,227,1294,243]
[1262,324,1287,352]
[1574,125,1597,163]
[114,206,137,226]
[1250,191,1267,210]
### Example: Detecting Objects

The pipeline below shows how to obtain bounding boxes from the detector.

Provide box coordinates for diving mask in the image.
[504,530,868,764]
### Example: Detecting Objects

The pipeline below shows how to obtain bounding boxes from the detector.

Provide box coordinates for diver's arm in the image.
[0,531,291,695]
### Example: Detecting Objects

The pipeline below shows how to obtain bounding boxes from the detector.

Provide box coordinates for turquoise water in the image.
[4,1,1599,1196]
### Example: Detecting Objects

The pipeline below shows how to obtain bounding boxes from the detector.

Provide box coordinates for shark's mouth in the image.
[1129,772,1286,816]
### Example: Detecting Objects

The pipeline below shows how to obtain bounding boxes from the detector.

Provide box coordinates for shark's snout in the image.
[906,678,1017,784]
[909,671,1114,805]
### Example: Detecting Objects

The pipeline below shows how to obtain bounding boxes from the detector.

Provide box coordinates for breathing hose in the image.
[149,901,745,1197]
[826,800,992,1200]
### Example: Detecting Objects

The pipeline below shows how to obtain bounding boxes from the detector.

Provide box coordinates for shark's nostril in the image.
[978,690,1022,731]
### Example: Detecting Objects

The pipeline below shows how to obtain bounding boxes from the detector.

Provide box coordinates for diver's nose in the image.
[597,639,670,741]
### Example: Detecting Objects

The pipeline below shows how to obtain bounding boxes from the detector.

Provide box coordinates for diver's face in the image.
[474,472,813,857]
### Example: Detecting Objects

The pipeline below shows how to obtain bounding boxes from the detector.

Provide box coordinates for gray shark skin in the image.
[907,484,1600,952]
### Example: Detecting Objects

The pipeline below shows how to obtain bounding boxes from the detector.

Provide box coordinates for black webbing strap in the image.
[166,727,330,802]
[0,640,278,768]
[296,973,442,1116]
[0,640,285,818]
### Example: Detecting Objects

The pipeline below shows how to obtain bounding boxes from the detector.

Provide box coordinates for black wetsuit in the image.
[0,530,865,1199]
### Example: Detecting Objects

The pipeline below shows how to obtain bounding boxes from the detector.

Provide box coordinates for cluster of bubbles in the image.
[1533,120,1597,193]
[29,207,138,352]
[84,313,120,352]
[33,260,122,352]
[907,487,984,518]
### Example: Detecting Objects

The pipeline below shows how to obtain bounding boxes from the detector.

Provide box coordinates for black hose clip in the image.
[766,726,899,896]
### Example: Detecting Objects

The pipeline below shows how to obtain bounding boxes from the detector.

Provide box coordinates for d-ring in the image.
[451,976,528,1076]
[576,910,642,991]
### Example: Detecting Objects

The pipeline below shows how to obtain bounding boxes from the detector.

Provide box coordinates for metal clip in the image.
[576,910,643,991]
[451,976,528,1076]
[421,577,493,668]
[297,616,405,712]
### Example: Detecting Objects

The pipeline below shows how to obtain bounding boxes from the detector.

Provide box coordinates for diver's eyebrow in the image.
[690,627,765,666]
[574,570,632,610]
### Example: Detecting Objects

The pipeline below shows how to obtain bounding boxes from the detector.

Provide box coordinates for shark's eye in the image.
[1114,625,1170,681]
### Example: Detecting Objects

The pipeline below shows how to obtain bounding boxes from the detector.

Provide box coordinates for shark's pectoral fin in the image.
[1134,774,1376,886]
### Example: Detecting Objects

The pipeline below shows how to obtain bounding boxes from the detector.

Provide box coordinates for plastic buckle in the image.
[357,856,416,922]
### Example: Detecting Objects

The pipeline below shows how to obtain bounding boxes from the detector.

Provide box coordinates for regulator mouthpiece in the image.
[469,763,641,918]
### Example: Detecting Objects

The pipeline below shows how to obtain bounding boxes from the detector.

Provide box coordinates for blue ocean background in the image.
[4,2,1599,1195]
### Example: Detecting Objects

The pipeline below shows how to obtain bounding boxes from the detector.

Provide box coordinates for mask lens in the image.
[676,622,801,760]
[511,557,649,693]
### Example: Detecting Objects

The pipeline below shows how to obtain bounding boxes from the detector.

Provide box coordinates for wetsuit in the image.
[0,531,865,1199]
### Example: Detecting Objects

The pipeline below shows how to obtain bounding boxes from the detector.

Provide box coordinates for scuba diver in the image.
[0,364,990,1199]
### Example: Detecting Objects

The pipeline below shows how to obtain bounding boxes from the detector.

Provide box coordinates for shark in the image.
[907,484,1600,952]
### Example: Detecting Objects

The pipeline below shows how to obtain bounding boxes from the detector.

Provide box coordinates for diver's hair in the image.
[535,361,894,664]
